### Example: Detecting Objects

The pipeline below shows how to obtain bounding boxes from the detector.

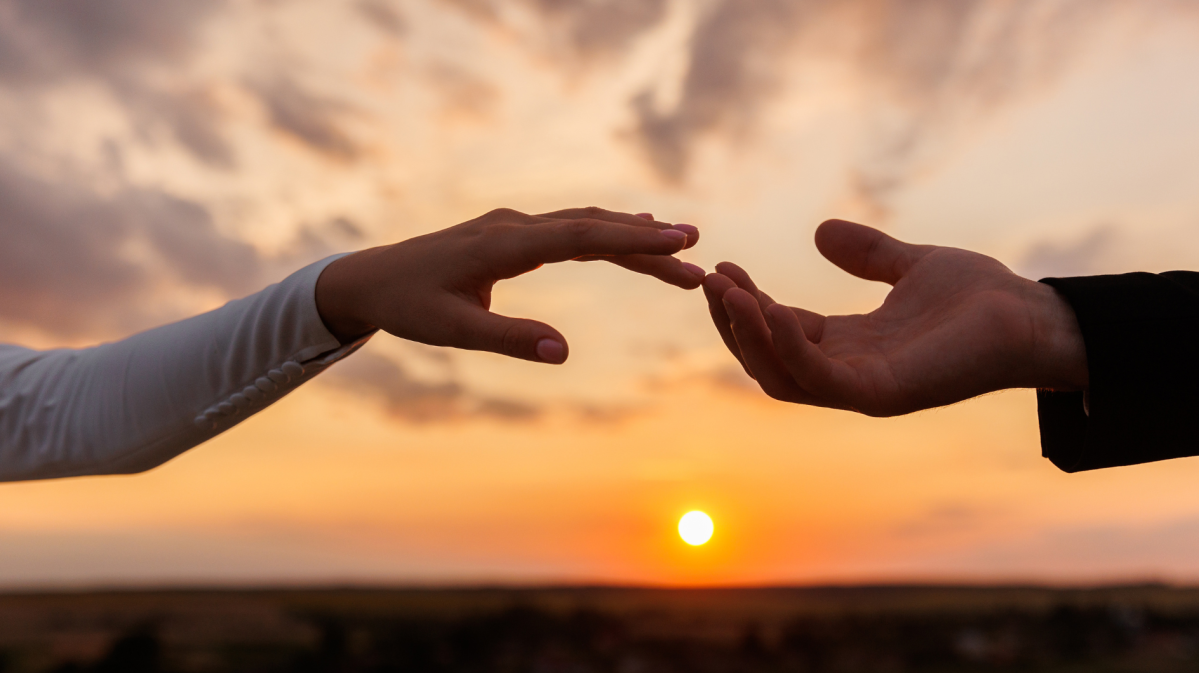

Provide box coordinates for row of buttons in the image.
[193,361,306,430]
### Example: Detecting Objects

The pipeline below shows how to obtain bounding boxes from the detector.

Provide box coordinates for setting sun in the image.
[678,511,714,546]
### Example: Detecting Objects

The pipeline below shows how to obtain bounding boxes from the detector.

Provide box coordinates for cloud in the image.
[628,0,1193,191]
[116,83,238,170]
[248,77,360,161]
[525,0,669,59]
[1016,225,1119,280]
[0,158,261,337]
[937,516,1199,580]
[891,503,1004,538]
[0,0,236,169]
[356,0,407,37]
[324,350,647,426]
[441,0,668,60]
[631,0,817,182]
[0,0,217,84]
[426,62,500,122]
[324,351,542,423]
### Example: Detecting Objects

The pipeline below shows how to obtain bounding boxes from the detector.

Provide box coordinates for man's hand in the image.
[703,219,1089,416]
[315,207,703,363]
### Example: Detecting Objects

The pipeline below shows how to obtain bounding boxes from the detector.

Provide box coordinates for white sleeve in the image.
[0,254,373,482]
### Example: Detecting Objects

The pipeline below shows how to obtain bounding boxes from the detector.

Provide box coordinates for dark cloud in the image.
[0,0,216,83]
[249,77,360,161]
[0,0,235,169]
[441,0,668,59]
[324,351,542,423]
[0,158,261,337]
[356,0,407,37]
[527,0,669,59]
[1017,225,1119,280]
[117,83,238,170]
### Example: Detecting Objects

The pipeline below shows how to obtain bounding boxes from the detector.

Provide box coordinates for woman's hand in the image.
[315,207,703,363]
[703,219,1089,416]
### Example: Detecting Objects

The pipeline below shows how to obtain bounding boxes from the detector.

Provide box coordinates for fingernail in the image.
[636,212,654,220]
[682,262,706,278]
[536,338,566,364]
[674,224,699,237]
[661,229,687,243]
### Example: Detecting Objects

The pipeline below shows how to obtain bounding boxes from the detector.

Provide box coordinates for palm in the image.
[818,249,1035,414]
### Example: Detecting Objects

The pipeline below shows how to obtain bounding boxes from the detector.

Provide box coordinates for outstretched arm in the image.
[0,207,701,482]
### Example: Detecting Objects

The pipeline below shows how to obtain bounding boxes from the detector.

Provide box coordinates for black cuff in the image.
[1037,272,1199,472]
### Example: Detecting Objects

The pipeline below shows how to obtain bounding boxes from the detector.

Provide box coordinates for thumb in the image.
[814,219,925,286]
[446,302,570,364]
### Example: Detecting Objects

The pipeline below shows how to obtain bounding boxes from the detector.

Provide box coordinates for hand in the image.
[315,207,704,363]
[703,219,1089,416]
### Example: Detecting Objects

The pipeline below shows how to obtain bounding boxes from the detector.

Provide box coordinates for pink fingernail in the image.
[636,212,654,220]
[661,229,687,243]
[674,224,699,237]
[682,262,706,278]
[536,338,566,364]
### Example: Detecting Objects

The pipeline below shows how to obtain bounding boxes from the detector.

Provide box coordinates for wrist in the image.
[1025,280,1089,391]
[315,251,377,344]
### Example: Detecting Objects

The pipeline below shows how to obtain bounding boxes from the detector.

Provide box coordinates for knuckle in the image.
[485,207,523,222]
[582,206,605,217]
[500,322,528,356]
[563,218,597,237]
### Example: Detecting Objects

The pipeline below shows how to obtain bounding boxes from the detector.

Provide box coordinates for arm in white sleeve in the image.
[0,254,372,482]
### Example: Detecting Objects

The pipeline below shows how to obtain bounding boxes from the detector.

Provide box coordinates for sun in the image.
[678,511,714,546]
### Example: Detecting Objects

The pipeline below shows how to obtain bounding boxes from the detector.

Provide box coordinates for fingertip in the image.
[660,229,687,244]
[714,261,744,276]
[702,272,734,293]
[535,338,567,364]
[682,262,706,279]
[674,224,699,248]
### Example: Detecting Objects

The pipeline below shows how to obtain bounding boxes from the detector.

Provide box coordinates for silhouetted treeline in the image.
[1,586,1197,672]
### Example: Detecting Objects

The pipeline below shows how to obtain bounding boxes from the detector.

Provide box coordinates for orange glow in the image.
[3,1,1199,588]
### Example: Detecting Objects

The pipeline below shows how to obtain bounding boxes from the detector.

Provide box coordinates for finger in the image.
[702,273,750,374]
[575,254,705,290]
[444,301,570,364]
[723,288,821,404]
[787,306,828,343]
[498,219,688,271]
[814,219,927,286]
[537,207,699,249]
[714,261,776,310]
[764,303,856,410]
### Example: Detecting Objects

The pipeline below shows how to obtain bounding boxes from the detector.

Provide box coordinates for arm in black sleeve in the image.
[1037,271,1199,472]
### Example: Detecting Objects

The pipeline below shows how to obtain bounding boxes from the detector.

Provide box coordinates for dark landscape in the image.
[1,584,1198,672]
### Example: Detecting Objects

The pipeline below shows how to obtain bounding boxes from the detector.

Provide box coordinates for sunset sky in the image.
[4,0,1199,587]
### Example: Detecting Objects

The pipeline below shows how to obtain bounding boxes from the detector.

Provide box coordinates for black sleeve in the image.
[1037,271,1199,472]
